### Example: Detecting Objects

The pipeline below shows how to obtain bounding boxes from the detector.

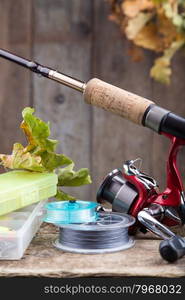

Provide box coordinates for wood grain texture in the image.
[0,1,185,279]
[91,0,185,196]
[152,51,185,189]
[0,224,184,278]
[91,1,154,201]
[32,0,93,201]
[0,0,32,154]
[0,0,185,199]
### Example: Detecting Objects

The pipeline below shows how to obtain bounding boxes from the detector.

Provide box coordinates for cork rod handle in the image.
[84,78,154,125]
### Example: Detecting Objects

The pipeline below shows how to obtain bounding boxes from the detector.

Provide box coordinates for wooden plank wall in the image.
[0,0,32,152]
[0,0,185,201]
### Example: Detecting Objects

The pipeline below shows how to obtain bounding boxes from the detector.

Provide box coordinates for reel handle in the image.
[159,235,185,263]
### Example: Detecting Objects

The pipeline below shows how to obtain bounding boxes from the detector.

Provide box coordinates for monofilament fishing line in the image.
[44,200,98,224]
[54,212,135,254]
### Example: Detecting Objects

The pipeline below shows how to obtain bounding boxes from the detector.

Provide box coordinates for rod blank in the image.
[2,48,185,139]
[0,48,155,124]
[0,48,85,92]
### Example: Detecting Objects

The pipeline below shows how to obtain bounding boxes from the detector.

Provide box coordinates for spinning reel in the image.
[97,133,185,262]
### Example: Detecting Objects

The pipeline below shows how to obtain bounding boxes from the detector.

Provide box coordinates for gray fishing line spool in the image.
[54,211,135,254]
[44,200,135,254]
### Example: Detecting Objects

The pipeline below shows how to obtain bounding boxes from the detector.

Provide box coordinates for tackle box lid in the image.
[0,170,58,216]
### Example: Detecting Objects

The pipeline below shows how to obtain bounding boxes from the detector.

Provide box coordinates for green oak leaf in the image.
[0,107,92,200]
[56,189,76,201]
[58,163,92,186]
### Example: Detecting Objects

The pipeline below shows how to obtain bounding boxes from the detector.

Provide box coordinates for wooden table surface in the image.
[0,223,185,278]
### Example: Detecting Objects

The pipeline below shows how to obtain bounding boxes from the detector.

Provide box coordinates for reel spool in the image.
[97,169,138,213]
[44,200,135,254]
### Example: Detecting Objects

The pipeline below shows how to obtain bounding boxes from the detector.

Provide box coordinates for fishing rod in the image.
[0,48,185,140]
[1,48,185,263]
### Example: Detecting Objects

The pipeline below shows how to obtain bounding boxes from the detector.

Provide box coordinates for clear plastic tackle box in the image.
[0,170,58,259]
[0,200,47,260]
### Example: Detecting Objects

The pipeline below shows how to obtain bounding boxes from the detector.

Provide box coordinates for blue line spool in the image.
[44,200,98,224]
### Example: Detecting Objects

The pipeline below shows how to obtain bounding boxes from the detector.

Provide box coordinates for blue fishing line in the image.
[44,201,135,254]
[44,200,98,224]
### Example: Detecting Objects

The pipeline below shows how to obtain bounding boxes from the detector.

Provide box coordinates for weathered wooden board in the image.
[0,224,184,278]
[91,0,185,196]
[0,0,32,154]
[0,0,185,279]
[0,0,185,198]
[91,1,154,200]
[33,0,93,201]
[152,50,185,189]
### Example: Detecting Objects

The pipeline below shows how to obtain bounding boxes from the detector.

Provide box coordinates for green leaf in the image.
[163,2,185,32]
[150,40,185,84]
[40,151,72,172]
[0,107,92,200]
[58,163,92,186]
[152,0,167,3]
[21,107,58,152]
[56,188,76,201]
[0,143,45,172]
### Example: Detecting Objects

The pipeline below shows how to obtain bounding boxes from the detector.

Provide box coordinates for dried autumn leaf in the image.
[163,1,185,32]
[150,39,185,84]
[122,0,155,18]
[108,0,185,84]
[134,23,164,51]
[125,12,153,39]
[128,45,144,61]
[108,0,124,25]
[158,12,180,47]
[0,143,44,172]
[151,57,172,84]
[152,0,169,4]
